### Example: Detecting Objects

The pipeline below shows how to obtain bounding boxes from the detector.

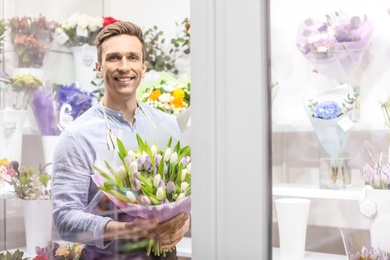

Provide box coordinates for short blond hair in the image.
[95,21,146,63]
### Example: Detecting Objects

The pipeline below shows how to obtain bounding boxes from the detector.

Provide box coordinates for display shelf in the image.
[0,238,191,259]
[0,189,15,199]
[272,184,362,201]
[176,237,191,258]
[272,248,346,260]
[272,122,387,133]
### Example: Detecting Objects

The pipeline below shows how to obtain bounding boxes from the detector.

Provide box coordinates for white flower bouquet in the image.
[91,127,191,256]
[55,13,121,47]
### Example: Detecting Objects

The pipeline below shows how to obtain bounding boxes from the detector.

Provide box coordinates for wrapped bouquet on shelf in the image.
[296,10,374,83]
[304,83,357,189]
[54,14,120,92]
[138,71,190,115]
[7,15,58,69]
[30,82,95,136]
[0,73,42,164]
[358,139,390,253]
[91,126,191,257]
[4,162,53,255]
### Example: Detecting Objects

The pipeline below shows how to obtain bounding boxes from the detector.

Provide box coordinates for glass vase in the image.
[319,157,351,190]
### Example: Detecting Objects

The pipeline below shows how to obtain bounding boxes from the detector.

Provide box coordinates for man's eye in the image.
[108,56,119,60]
[130,55,138,60]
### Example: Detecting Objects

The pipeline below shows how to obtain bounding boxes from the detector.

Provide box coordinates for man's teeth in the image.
[118,77,131,81]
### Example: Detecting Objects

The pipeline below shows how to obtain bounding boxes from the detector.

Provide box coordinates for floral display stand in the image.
[0,110,27,164]
[22,199,53,255]
[70,44,97,93]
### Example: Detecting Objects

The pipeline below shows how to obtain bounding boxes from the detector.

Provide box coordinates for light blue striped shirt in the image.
[52,101,180,249]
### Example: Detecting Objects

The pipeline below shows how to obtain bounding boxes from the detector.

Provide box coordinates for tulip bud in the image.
[153,174,161,188]
[156,187,165,200]
[186,162,191,175]
[136,158,144,170]
[132,177,141,191]
[180,156,190,167]
[176,192,185,201]
[141,151,148,162]
[181,182,189,192]
[158,179,166,189]
[126,191,137,203]
[161,198,169,204]
[181,169,188,181]
[124,156,131,166]
[118,166,126,179]
[163,148,172,162]
[144,156,152,172]
[140,195,151,206]
[127,150,136,162]
[170,152,178,164]
[151,145,157,157]
[155,154,162,167]
[166,181,176,194]
[129,161,138,176]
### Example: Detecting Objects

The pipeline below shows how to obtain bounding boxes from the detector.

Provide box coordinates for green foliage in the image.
[144,25,179,75]
[171,17,190,55]
[12,164,52,200]
[0,249,29,260]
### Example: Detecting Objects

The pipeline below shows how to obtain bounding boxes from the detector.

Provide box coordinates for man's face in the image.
[96,34,148,99]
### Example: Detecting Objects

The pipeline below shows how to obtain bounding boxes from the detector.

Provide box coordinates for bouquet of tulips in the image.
[92,130,191,256]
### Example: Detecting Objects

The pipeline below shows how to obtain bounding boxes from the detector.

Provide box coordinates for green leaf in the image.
[104,161,125,190]
[110,190,132,203]
[166,136,173,148]
[117,138,127,158]
[137,174,154,193]
[93,165,115,183]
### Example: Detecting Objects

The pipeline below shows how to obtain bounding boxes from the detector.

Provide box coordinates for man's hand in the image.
[104,218,159,241]
[153,213,191,250]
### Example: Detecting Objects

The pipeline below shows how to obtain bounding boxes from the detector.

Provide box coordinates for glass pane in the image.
[271,1,388,259]
[0,0,191,259]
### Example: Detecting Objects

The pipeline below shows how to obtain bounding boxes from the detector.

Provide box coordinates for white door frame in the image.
[191,0,272,259]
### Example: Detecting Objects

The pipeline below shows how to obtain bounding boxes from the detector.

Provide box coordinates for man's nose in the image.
[118,57,130,72]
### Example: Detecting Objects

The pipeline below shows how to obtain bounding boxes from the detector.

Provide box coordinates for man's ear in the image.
[142,61,148,77]
[96,62,102,77]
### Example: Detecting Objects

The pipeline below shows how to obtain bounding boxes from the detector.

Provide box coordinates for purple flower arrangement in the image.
[30,83,94,135]
[348,246,390,259]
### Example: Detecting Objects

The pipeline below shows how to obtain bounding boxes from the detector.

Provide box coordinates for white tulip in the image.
[156,187,165,200]
[170,152,178,164]
[181,182,189,192]
[126,191,137,203]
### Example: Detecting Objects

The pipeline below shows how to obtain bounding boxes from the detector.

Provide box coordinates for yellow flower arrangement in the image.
[140,80,190,115]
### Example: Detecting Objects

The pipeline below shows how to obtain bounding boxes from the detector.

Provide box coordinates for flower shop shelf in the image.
[272,122,387,133]
[0,190,15,200]
[273,248,346,259]
[272,184,361,201]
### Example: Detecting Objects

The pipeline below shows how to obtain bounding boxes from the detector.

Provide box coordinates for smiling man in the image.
[52,21,190,260]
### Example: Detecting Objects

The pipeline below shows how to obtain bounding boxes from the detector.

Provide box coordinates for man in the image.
[52,21,190,259]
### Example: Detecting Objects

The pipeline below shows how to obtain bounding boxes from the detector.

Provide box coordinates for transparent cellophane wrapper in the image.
[91,123,191,255]
[304,83,356,159]
[296,11,374,83]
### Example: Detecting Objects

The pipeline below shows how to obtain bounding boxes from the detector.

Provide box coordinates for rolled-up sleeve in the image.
[52,131,112,249]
